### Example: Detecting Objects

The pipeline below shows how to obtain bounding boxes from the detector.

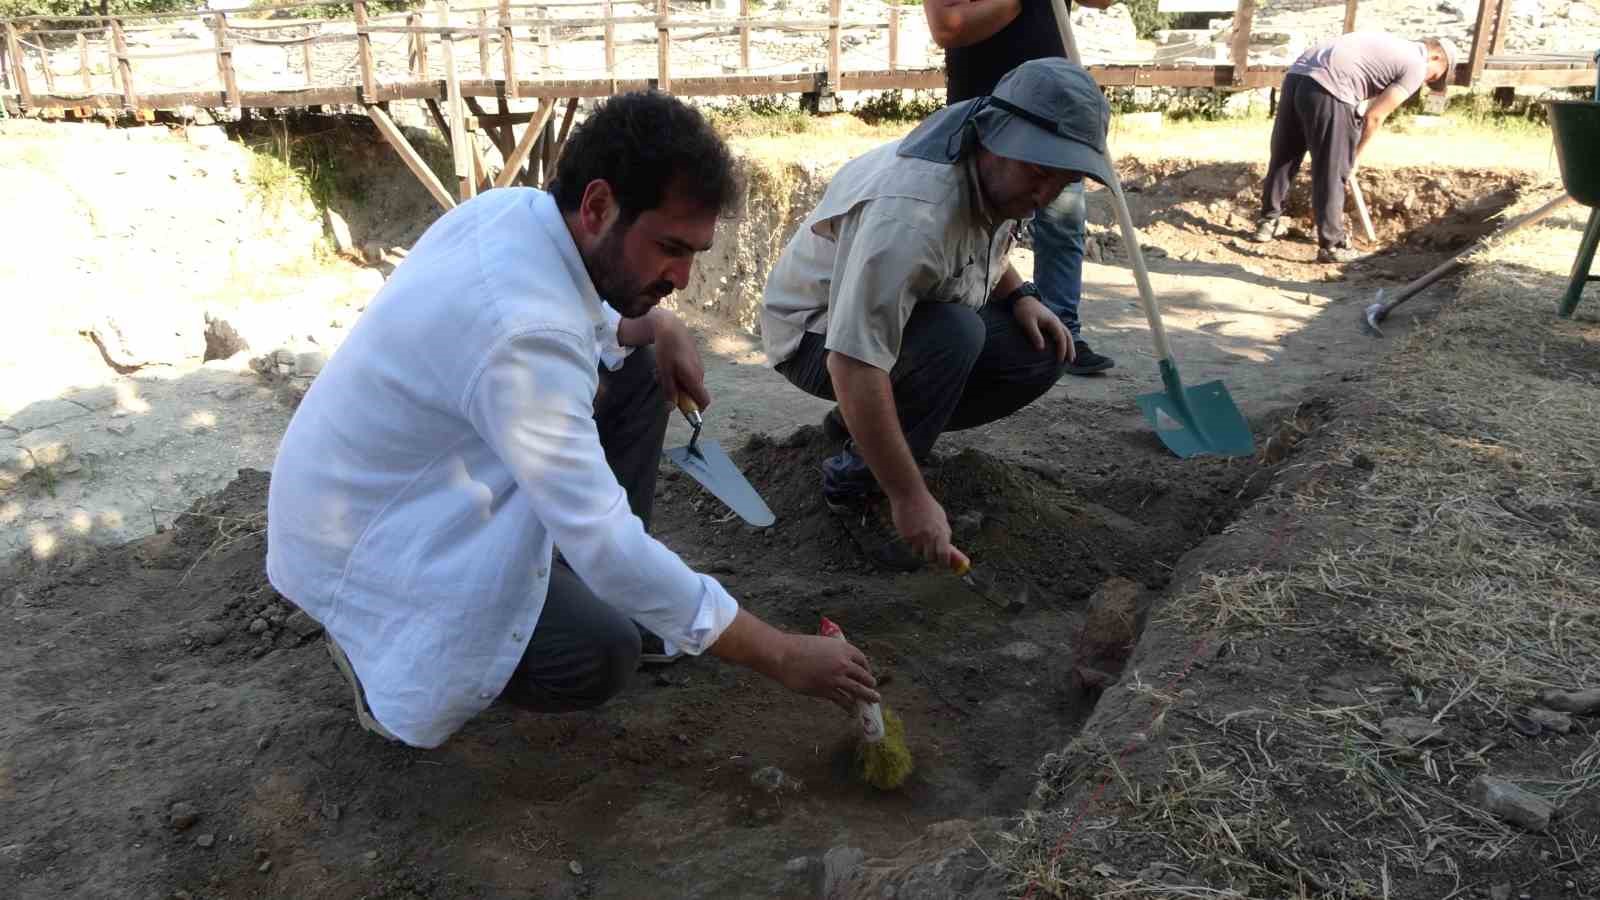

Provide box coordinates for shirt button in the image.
[479,692,491,699]
[536,567,549,579]
[511,632,522,641]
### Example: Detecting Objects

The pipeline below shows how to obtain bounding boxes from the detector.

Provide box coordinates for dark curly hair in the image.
[550,91,741,224]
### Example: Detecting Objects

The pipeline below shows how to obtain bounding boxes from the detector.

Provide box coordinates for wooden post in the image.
[78,33,91,92]
[499,0,516,98]
[495,98,557,189]
[302,40,314,86]
[1489,0,1511,55]
[407,12,425,79]
[542,96,579,187]
[1229,0,1255,86]
[110,18,136,109]
[888,5,899,71]
[738,0,750,72]
[367,104,456,211]
[36,42,55,93]
[477,8,490,76]
[353,0,377,102]
[211,12,239,109]
[603,0,615,81]
[104,26,116,96]
[439,1,473,201]
[539,6,550,70]
[827,0,841,91]
[656,0,670,91]
[1342,0,1357,33]
[1466,0,1497,87]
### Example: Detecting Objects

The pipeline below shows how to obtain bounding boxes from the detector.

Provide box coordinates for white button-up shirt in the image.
[266,188,740,748]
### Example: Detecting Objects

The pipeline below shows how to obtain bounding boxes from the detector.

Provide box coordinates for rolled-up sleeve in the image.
[463,328,738,653]
[595,303,632,372]
[823,205,945,371]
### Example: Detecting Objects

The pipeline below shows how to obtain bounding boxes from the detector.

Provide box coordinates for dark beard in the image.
[589,223,674,319]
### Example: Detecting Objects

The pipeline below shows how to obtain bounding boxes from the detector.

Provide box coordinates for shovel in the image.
[1049,0,1254,459]
[1348,176,1377,244]
[663,397,776,527]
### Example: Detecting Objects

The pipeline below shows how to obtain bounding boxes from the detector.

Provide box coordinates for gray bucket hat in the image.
[1428,37,1459,90]
[899,57,1113,185]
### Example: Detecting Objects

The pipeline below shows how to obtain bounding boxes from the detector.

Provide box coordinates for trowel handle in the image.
[674,395,702,430]
[1049,0,1175,366]
[819,617,886,743]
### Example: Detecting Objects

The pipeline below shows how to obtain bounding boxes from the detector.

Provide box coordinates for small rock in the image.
[258,860,272,873]
[751,765,802,794]
[169,802,200,831]
[783,856,813,875]
[568,859,583,876]
[1536,687,1600,715]
[322,801,341,821]
[998,640,1045,662]
[1382,716,1446,745]
[1471,776,1556,832]
[197,622,229,646]
[283,609,323,639]
[196,833,215,848]
[256,728,275,751]
[365,850,379,860]
[821,846,865,897]
[1490,883,1512,900]
[248,618,269,634]
[1516,706,1573,735]
[106,422,134,436]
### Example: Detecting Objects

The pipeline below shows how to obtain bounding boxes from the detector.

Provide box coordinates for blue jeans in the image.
[1031,181,1087,339]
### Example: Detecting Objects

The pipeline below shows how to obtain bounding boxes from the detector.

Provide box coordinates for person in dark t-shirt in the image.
[924,0,1116,376]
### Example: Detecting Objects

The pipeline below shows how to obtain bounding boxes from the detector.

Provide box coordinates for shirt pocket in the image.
[932,254,987,306]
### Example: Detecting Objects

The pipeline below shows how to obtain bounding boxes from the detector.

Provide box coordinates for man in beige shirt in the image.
[762,58,1111,571]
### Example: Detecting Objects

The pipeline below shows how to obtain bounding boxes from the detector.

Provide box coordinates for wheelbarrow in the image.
[1547,50,1600,318]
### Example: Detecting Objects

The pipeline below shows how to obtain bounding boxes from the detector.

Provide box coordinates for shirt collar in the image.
[963,155,1005,231]
[531,190,610,330]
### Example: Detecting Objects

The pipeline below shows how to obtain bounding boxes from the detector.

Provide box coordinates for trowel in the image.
[663,397,775,527]
[953,559,1027,613]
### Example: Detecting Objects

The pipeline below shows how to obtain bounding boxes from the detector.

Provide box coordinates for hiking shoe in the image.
[638,627,685,666]
[325,634,400,741]
[1250,217,1280,243]
[825,493,924,573]
[822,406,850,444]
[1316,244,1361,264]
[1066,340,1115,376]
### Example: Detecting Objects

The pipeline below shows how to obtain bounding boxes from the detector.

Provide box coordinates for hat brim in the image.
[977,110,1114,187]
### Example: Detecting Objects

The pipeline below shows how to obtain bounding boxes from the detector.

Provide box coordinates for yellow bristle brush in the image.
[820,617,913,790]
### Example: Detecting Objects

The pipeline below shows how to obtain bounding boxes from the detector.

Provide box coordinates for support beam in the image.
[467,95,513,162]
[827,0,841,91]
[499,0,516,98]
[477,8,490,76]
[366,103,456,212]
[739,0,750,71]
[78,33,91,92]
[1489,0,1511,55]
[111,18,136,108]
[1342,0,1357,33]
[353,0,377,101]
[603,0,615,83]
[302,40,313,86]
[888,5,899,71]
[1229,0,1255,86]
[408,11,428,79]
[1465,0,1498,86]
[542,97,579,188]
[495,98,556,188]
[36,40,55,92]
[656,0,670,91]
[439,1,474,201]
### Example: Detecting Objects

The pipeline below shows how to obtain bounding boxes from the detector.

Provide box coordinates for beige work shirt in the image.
[760,139,1018,372]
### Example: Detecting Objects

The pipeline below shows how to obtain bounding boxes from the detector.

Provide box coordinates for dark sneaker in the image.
[822,406,850,444]
[1250,217,1279,243]
[825,493,924,573]
[1316,244,1361,264]
[638,627,684,666]
[1066,340,1115,376]
[325,634,400,741]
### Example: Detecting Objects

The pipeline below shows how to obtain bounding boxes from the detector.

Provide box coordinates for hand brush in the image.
[819,617,913,790]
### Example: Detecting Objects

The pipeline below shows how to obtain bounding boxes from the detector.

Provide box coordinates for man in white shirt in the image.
[266,92,878,749]
[761,59,1111,572]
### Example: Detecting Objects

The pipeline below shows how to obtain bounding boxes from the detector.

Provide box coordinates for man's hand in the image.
[1013,294,1073,364]
[650,310,712,410]
[775,633,881,712]
[889,488,968,570]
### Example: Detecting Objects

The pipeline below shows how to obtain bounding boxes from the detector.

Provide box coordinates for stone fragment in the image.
[1381,717,1446,745]
[1536,688,1600,715]
[169,801,199,830]
[1470,776,1556,832]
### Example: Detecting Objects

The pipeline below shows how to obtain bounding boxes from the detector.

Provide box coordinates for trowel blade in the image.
[663,438,776,527]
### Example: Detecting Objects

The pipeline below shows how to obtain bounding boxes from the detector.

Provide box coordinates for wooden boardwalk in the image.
[3,0,1591,211]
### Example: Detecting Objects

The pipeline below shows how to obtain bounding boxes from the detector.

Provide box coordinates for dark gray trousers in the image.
[776,301,1068,499]
[1261,73,1361,249]
[498,345,667,713]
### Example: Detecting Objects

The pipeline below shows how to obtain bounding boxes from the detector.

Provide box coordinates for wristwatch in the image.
[997,280,1041,311]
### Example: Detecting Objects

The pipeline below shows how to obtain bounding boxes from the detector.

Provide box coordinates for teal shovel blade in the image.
[1134,360,1255,459]
[664,439,777,527]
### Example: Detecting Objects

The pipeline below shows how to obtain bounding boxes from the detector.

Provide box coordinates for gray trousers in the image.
[776,301,1068,499]
[498,345,667,713]
[1261,73,1361,249]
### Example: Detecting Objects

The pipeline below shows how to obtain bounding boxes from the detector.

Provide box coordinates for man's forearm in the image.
[989,264,1022,303]
[923,0,1021,49]
[827,351,928,503]
[1354,113,1383,163]
[707,609,787,678]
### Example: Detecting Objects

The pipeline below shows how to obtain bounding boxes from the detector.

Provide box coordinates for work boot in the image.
[1066,340,1115,376]
[825,493,924,573]
[821,406,850,444]
[1316,244,1361,264]
[1250,216,1280,243]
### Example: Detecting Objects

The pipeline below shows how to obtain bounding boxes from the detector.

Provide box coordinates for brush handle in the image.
[819,617,886,743]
